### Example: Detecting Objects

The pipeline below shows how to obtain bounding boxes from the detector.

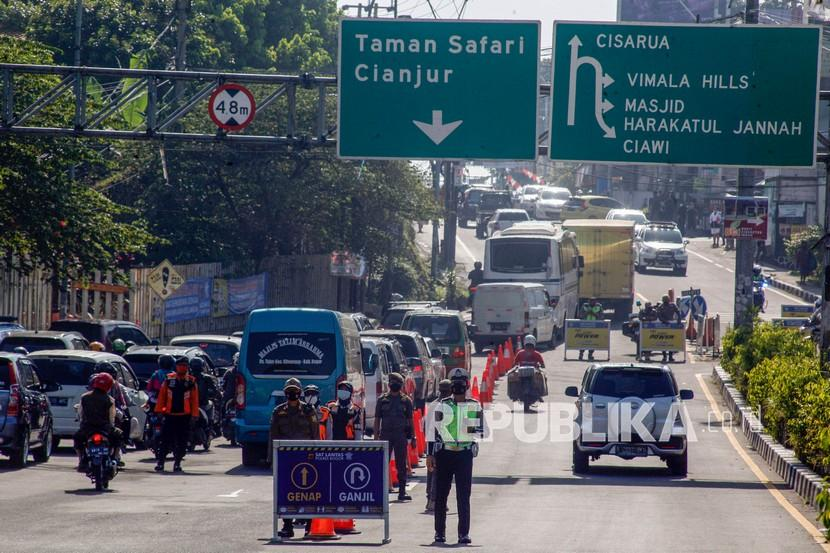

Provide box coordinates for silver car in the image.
[566,363,694,476]
[633,222,689,276]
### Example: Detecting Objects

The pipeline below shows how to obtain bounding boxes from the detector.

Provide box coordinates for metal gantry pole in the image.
[443,162,457,272]
[821,98,830,365]
[431,160,441,277]
[732,0,758,331]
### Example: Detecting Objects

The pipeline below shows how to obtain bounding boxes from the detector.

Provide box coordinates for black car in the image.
[122,345,218,386]
[50,319,152,351]
[457,186,493,228]
[475,192,513,238]
[0,352,55,467]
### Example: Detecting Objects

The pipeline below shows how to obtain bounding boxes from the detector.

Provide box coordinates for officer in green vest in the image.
[579,298,603,361]
[427,368,484,545]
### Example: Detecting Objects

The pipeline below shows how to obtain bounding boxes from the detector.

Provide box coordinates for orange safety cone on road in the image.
[506,340,514,375]
[408,439,420,468]
[496,344,504,374]
[305,519,341,540]
[479,373,489,405]
[471,377,480,400]
[414,410,426,456]
[333,519,361,535]
[686,314,697,341]
[389,458,399,488]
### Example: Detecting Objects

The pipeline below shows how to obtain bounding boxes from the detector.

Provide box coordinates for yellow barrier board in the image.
[564,319,611,351]
[640,322,685,352]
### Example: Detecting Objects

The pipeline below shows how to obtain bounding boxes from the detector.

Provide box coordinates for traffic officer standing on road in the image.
[327,381,363,441]
[271,378,319,539]
[154,358,199,473]
[374,372,415,501]
[425,379,452,512]
[428,368,483,545]
[579,298,603,361]
[657,295,681,363]
[303,384,331,440]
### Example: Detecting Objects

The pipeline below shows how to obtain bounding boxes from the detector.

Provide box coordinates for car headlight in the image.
[641,246,655,255]
[674,250,687,258]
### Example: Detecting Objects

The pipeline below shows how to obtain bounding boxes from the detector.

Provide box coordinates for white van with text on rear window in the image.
[471,283,555,353]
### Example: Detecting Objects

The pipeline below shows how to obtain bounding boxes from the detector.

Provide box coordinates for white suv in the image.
[565,363,694,476]
[486,209,529,237]
[633,222,689,276]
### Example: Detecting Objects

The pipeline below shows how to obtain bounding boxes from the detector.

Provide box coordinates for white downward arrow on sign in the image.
[413,110,463,145]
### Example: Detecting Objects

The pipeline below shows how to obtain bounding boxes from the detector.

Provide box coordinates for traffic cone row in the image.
[470,338,516,403]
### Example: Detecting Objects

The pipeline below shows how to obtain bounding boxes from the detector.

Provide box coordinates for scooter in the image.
[189,403,214,452]
[221,398,237,446]
[84,432,118,491]
[752,278,767,313]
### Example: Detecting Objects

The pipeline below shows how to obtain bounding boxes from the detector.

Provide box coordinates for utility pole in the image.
[443,162,457,271]
[821,100,830,365]
[732,0,758,330]
[173,0,189,100]
[431,161,441,277]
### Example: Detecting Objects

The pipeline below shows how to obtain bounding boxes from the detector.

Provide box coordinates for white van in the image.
[483,222,581,336]
[471,283,555,353]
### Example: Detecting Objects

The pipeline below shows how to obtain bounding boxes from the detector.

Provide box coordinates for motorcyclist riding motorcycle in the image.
[513,335,545,367]
[74,373,121,471]
[147,354,176,408]
[190,357,220,431]
[752,265,767,312]
[89,341,105,352]
[111,338,127,356]
[467,261,484,306]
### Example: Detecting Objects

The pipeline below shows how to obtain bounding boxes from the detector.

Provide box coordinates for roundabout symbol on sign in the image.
[208,83,256,131]
[344,462,370,491]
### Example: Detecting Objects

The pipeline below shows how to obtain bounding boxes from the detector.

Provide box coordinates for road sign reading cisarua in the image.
[209,83,256,131]
[338,18,540,160]
[549,22,821,167]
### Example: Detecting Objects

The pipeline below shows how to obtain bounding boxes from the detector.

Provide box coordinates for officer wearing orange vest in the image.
[303,384,332,440]
[154,358,199,473]
[327,382,363,441]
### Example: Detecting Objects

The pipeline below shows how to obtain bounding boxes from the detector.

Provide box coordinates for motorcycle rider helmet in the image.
[188,357,205,374]
[753,265,762,277]
[111,338,127,354]
[158,354,175,372]
[524,334,537,347]
[12,347,28,356]
[124,340,136,350]
[91,372,115,393]
[89,341,105,352]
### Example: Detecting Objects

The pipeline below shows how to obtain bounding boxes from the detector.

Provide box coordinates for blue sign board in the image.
[274,441,388,517]
[165,277,212,323]
[781,304,814,318]
[773,318,808,328]
[228,274,267,315]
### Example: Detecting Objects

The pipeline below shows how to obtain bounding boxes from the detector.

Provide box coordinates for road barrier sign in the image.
[272,440,390,544]
[640,322,686,362]
[338,18,540,160]
[781,304,814,318]
[209,83,256,131]
[772,318,808,328]
[549,22,820,167]
[563,319,611,361]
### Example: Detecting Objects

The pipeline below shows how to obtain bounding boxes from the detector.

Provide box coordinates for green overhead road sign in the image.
[549,22,821,168]
[338,19,540,160]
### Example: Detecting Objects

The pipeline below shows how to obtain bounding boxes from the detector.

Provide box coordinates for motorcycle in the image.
[507,364,548,413]
[189,403,214,452]
[221,398,237,447]
[84,432,118,491]
[142,404,163,455]
[752,278,768,313]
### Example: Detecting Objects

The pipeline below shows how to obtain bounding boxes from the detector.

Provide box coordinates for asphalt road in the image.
[0,225,822,552]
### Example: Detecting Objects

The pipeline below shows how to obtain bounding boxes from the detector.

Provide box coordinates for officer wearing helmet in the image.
[428,367,483,545]
[271,378,319,539]
[513,334,545,368]
[74,372,121,471]
[111,338,127,355]
[374,372,415,501]
[327,381,363,441]
[303,384,331,440]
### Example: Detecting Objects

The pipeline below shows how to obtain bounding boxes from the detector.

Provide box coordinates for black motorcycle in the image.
[221,399,237,446]
[142,405,163,455]
[189,403,214,452]
[84,432,118,491]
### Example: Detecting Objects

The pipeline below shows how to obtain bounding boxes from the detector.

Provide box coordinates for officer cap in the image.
[389,372,404,384]
[438,379,452,392]
[448,368,468,381]
[283,377,302,392]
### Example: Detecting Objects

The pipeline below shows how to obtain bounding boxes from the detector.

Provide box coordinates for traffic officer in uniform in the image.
[303,384,331,440]
[373,372,415,501]
[428,368,484,545]
[579,298,603,361]
[270,378,319,539]
[327,381,363,441]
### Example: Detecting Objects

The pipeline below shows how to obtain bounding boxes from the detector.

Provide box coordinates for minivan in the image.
[361,329,437,408]
[472,283,556,353]
[236,308,365,466]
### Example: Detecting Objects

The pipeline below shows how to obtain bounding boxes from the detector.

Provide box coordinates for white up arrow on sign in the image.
[413,110,463,145]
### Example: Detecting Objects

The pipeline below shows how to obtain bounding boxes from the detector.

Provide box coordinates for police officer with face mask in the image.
[327,382,363,441]
[428,368,483,545]
[374,372,415,501]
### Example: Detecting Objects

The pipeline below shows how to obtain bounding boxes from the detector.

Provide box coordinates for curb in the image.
[767,276,820,304]
[712,366,825,508]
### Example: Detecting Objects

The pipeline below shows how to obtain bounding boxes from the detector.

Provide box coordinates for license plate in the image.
[87,446,109,456]
[518,366,536,377]
[616,444,648,457]
[489,322,509,331]
[50,397,68,407]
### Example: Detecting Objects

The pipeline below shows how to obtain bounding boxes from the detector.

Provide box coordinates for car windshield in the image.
[522,186,541,195]
[173,341,238,367]
[499,211,529,221]
[403,316,461,345]
[490,239,550,273]
[1,336,67,353]
[466,189,486,203]
[367,334,417,358]
[613,212,647,224]
[29,358,98,386]
[380,310,407,328]
[644,229,683,243]
[246,332,337,376]
[541,189,570,200]
[49,321,100,342]
[480,194,510,209]
[589,368,676,398]
[123,353,165,380]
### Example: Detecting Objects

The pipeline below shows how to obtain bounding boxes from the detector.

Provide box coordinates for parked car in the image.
[633,222,689,276]
[0,330,89,353]
[565,363,694,476]
[27,350,148,449]
[50,319,152,351]
[169,334,241,375]
[606,208,648,228]
[348,313,375,332]
[534,187,572,221]
[0,316,24,341]
[560,195,624,221]
[361,337,392,435]
[423,337,447,381]
[360,329,437,408]
[380,301,440,330]
[122,345,218,385]
[0,352,54,466]
[458,186,494,228]
[486,209,530,237]
[400,309,471,376]
[517,185,543,214]
[476,191,513,239]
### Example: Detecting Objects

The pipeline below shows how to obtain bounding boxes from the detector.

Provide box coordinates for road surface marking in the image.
[695,373,830,551]
[217,489,245,498]
[688,248,734,273]
[765,285,809,305]
[456,235,478,265]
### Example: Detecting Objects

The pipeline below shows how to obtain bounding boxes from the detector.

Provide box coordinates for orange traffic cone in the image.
[471,377,480,400]
[686,314,697,341]
[479,374,489,405]
[408,439,420,467]
[305,519,341,540]
[506,340,514,375]
[414,410,426,456]
[497,344,504,374]
[334,519,360,535]
[389,458,399,488]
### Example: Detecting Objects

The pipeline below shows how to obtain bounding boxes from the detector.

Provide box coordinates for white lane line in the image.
[456,235,478,265]
[695,373,830,551]
[765,285,809,305]
[217,489,245,498]
[688,249,734,273]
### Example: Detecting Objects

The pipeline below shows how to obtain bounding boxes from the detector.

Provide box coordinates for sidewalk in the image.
[760,262,821,304]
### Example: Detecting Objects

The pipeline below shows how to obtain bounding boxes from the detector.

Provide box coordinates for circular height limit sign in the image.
[208,83,256,131]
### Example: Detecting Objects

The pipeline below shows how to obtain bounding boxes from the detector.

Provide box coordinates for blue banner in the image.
[165,277,212,323]
[275,442,387,516]
[228,274,267,315]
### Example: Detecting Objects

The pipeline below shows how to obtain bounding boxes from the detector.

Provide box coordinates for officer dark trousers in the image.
[387,436,409,489]
[158,415,190,462]
[434,449,473,537]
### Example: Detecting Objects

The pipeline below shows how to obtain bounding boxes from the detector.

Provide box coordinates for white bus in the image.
[482,222,581,339]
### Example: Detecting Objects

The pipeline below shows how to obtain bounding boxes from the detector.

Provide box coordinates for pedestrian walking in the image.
[374,372,415,501]
[154,358,199,473]
[709,208,722,248]
[428,368,484,545]
[425,379,452,513]
[796,243,816,284]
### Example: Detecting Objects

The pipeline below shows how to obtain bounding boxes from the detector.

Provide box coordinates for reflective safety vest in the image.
[315,406,331,440]
[327,402,362,440]
[441,399,483,446]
